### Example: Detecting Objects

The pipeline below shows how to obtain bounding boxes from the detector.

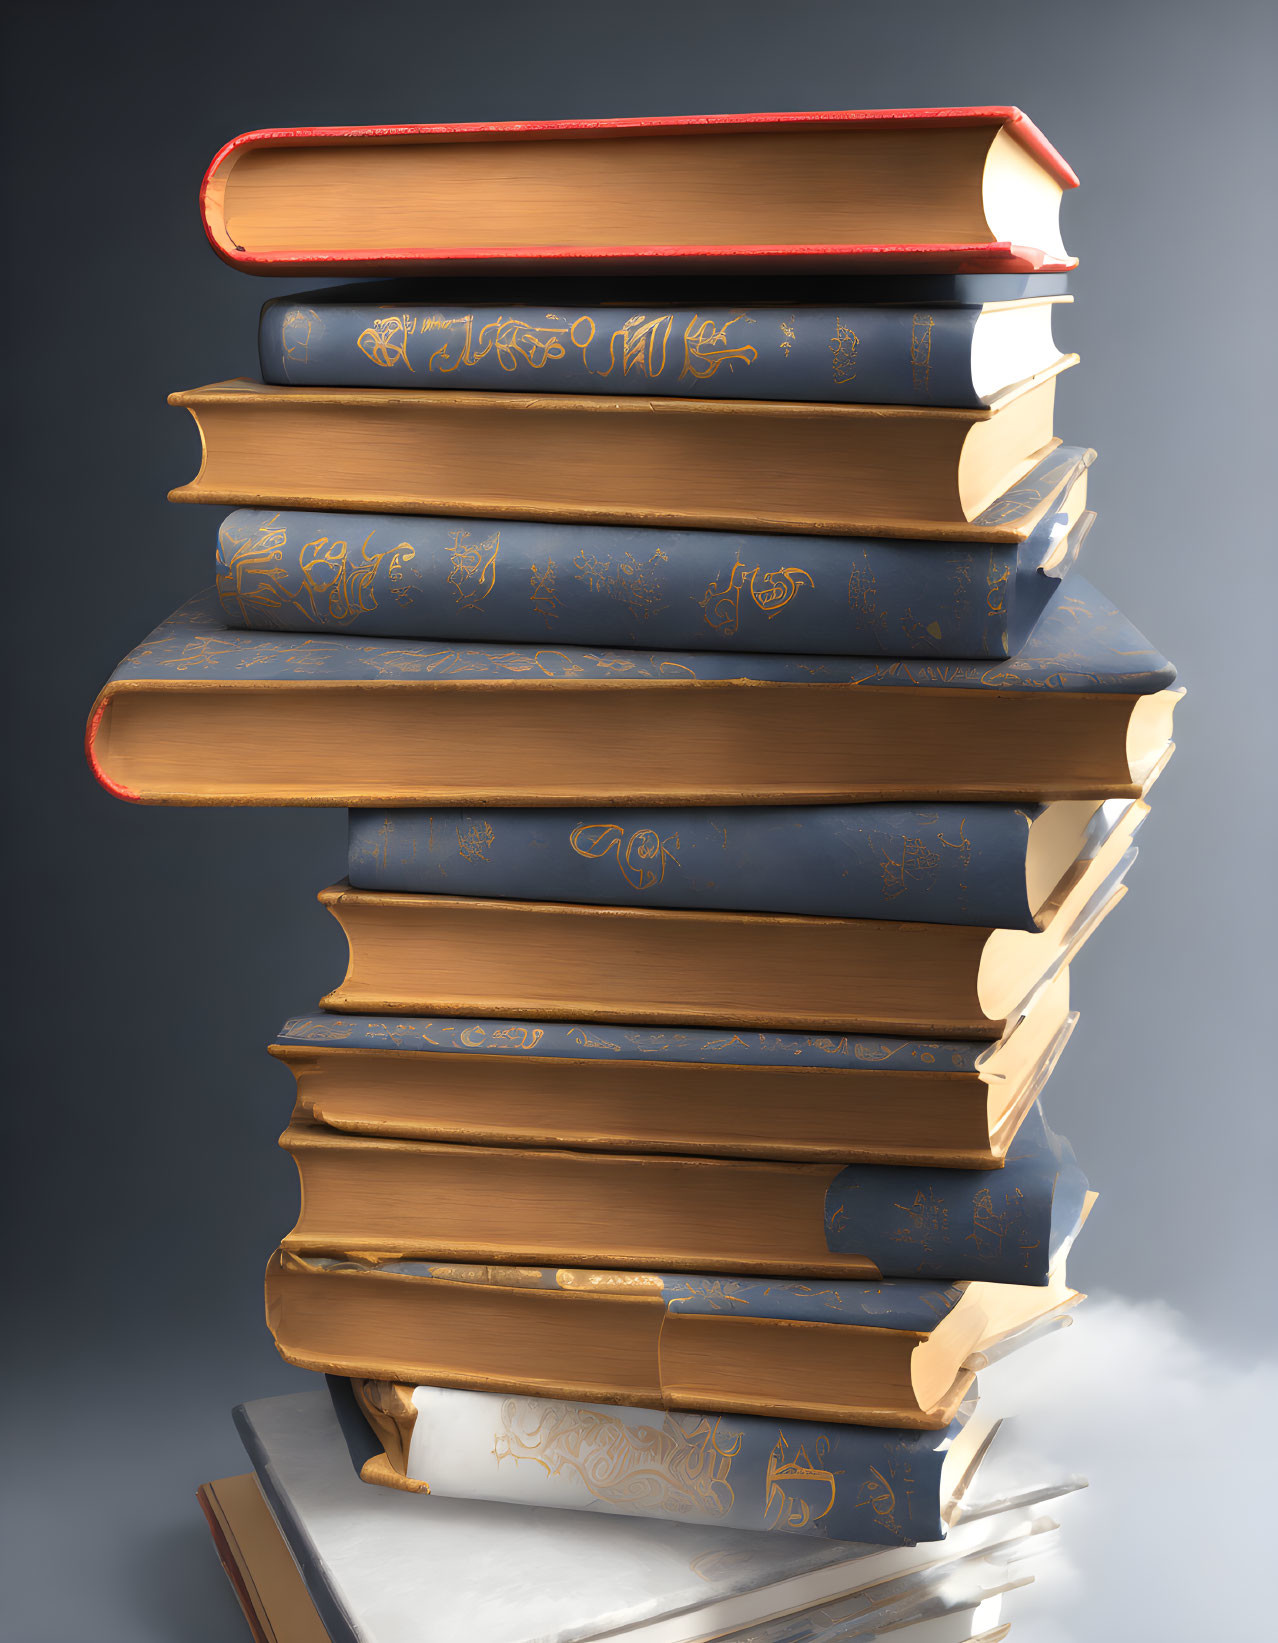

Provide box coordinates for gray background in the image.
[2,1,1274,1637]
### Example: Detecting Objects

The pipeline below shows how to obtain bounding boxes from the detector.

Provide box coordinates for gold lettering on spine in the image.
[280,308,319,364]
[830,319,859,383]
[446,530,500,609]
[573,546,670,621]
[356,314,417,370]
[387,544,416,607]
[528,560,561,627]
[763,1431,838,1530]
[217,516,397,627]
[910,313,935,394]
[593,314,674,378]
[680,313,758,380]
[698,563,814,638]
[570,823,681,891]
[455,817,494,862]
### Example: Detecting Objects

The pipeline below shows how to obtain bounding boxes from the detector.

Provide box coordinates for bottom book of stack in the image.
[200,1388,1081,1643]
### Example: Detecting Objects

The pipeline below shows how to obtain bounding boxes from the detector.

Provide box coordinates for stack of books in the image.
[89,108,1180,1643]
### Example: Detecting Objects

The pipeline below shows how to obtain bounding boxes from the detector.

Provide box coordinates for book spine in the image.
[233,1401,357,1643]
[260,302,985,406]
[346,805,1042,929]
[213,506,1057,659]
[826,1103,1088,1285]
[399,1385,951,1544]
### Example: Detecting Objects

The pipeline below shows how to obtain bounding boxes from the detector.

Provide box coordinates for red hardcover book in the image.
[201,106,1078,278]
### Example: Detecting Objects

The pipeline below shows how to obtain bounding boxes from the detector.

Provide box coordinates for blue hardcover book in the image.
[214,447,1093,658]
[346,793,1133,930]
[259,288,1073,408]
[88,578,1179,807]
[230,1387,1066,1643]
[336,1376,997,1546]
[271,968,1078,1169]
[280,1100,1088,1286]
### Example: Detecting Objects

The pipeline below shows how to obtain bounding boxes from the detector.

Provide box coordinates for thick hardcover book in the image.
[345,1379,999,1545]
[202,108,1077,279]
[214,447,1093,659]
[279,1098,1088,1284]
[233,1390,1049,1643]
[270,968,1076,1168]
[266,1236,1083,1429]
[86,580,1180,807]
[259,290,1071,408]
[169,372,1069,539]
[346,791,1122,930]
[317,811,1141,1036]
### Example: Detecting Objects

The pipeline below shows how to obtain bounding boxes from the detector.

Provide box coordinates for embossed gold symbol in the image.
[456,817,495,862]
[446,529,500,609]
[763,1431,838,1530]
[570,822,681,890]
[280,308,318,364]
[681,313,758,380]
[356,314,416,370]
[528,559,562,627]
[593,313,675,377]
[573,546,669,621]
[697,561,814,638]
[217,516,396,628]
[857,1464,901,1534]
[830,318,859,383]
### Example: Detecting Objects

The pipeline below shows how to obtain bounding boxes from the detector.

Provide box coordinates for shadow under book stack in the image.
[88,109,1181,1643]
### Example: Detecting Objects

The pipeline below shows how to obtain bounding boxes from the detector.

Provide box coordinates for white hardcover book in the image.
[235,1390,1054,1643]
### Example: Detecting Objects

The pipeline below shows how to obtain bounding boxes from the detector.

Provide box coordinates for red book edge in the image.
[196,1484,271,1643]
[200,106,1078,275]
[85,694,140,803]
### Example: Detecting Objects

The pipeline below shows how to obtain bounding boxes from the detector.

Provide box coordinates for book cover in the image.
[252,270,1071,311]
[259,293,1070,407]
[267,1244,1082,1427]
[93,576,1174,692]
[201,108,1077,278]
[314,832,1137,1037]
[345,790,1128,930]
[233,1387,1038,1643]
[270,967,1076,1168]
[200,1465,1028,1643]
[353,1379,988,1544]
[280,1100,1089,1285]
[86,579,1179,806]
[273,1012,994,1073]
[214,447,1093,658]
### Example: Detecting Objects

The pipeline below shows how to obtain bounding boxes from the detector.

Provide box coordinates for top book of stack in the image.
[199,107,1078,279]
